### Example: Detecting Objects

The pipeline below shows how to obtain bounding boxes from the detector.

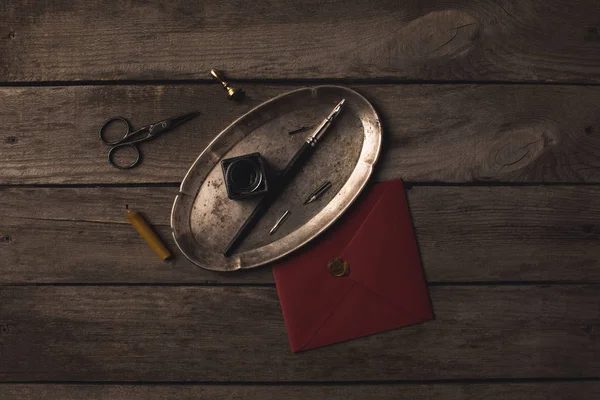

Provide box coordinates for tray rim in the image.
[171,85,382,271]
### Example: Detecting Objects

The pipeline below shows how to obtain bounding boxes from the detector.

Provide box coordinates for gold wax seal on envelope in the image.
[327,258,350,277]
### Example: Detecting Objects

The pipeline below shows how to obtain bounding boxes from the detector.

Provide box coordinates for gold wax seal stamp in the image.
[210,68,245,102]
[327,258,350,277]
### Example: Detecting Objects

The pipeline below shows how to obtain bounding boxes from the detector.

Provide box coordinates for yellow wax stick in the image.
[125,209,172,261]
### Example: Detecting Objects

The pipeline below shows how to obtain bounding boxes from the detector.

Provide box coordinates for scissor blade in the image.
[166,111,200,130]
[147,111,200,137]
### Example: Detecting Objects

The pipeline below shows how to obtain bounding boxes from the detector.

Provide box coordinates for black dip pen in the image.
[223,98,346,256]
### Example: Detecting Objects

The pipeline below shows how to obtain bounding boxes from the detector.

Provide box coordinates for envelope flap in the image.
[273,182,393,351]
[340,181,432,319]
[302,280,429,350]
[275,263,354,352]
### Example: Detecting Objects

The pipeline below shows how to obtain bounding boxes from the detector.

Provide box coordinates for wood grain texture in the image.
[2,84,600,184]
[2,382,599,400]
[2,186,599,284]
[0,285,598,381]
[2,0,600,82]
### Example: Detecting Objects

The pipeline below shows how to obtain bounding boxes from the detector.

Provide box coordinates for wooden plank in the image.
[2,0,600,82]
[2,84,600,185]
[1,186,599,284]
[2,382,599,399]
[0,285,598,381]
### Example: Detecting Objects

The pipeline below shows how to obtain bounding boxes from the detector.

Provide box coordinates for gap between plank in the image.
[1,377,598,385]
[1,79,600,88]
[2,182,600,190]
[0,282,598,287]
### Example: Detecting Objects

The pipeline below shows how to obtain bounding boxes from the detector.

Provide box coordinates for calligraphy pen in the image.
[223,99,346,256]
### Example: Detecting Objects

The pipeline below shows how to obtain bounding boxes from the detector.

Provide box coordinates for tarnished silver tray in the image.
[171,86,382,271]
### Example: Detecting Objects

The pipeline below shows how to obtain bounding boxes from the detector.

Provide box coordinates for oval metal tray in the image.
[171,86,382,271]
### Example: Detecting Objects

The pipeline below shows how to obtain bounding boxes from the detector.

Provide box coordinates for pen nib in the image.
[330,99,345,118]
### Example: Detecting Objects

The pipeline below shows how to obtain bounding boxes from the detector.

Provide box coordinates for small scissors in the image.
[99,111,199,169]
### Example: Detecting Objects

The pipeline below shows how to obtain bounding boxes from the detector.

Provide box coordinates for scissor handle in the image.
[107,143,142,169]
[99,117,133,145]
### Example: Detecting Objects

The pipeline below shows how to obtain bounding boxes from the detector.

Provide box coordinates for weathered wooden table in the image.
[2,1,599,398]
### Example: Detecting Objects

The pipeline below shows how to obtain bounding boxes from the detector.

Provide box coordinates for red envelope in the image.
[273,180,433,352]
